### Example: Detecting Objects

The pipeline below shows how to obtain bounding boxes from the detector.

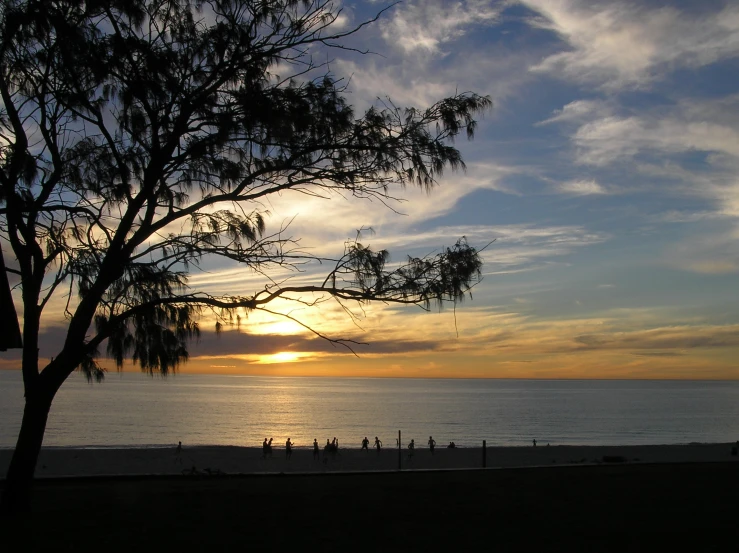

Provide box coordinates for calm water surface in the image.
[1,371,738,448]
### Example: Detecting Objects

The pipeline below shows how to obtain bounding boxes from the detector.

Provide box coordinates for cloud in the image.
[380,0,503,54]
[631,162,739,225]
[682,261,739,274]
[536,99,608,126]
[555,179,609,195]
[334,39,535,114]
[535,90,739,234]
[712,179,739,219]
[339,222,608,279]
[216,160,515,262]
[331,1,538,119]
[542,94,739,169]
[525,0,739,89]
[631,352,685,357]
[570,324,739,351]
[662,229,739,274]
[539,95,739,225]
[572,116,739,166]
[191,221,606,313]
[655,210,727,224]
[336,59,457,110]
[114,327,449,367]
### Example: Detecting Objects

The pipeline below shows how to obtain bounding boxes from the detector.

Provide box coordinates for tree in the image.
[0,0,490,510]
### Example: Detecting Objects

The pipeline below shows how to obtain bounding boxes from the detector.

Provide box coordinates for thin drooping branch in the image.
[1,0,491,386]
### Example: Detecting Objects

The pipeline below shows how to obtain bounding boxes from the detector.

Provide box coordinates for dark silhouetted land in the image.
[2,462,737,552]
[1,443,735,477]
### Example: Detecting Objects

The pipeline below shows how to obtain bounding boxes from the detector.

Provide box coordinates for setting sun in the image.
[258,352,302,364]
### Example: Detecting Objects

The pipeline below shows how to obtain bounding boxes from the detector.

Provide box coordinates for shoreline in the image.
[1,442,736,478]
[0,439,729,450]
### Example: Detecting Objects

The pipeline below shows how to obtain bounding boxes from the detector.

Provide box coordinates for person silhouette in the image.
[362,437,369,451]
[374,436,382,454]
[286,438,293,459]
[533,439,537,447]
[407,439,415,459]
[262,438,270,459]
[176,441,182,454]
[313,439,320,460]
[428,436,436,455]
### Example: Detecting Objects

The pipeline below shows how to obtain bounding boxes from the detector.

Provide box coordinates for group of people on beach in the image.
[313,437,343,460]
[259,435,457,460]
[404,436,440,458]
[360,436,383,452]
[262,437,296,459]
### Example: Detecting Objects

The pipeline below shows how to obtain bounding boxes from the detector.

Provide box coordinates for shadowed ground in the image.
[2,463,738,552]
[2,443,735,477]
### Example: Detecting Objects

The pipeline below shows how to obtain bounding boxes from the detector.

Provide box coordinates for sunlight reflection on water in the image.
[1,372,738,448]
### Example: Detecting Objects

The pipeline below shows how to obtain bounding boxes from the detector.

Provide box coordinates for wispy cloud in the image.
[572,115,739,166]
[536,99,609,126]
[555,179,610,195]
[655,210,728,224]
[569,324,739,351]
[525,0,739,89]
[662,229,739,275]
[380,0,503,54]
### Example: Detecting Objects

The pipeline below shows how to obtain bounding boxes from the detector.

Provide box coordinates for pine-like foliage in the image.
[1,0,491,383]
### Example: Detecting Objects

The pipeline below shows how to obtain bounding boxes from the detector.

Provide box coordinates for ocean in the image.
[1,371,738,449]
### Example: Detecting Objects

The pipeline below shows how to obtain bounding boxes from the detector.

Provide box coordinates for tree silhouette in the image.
[0,0,490,509]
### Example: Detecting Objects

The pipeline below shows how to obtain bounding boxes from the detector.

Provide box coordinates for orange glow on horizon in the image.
[256,351,304,364]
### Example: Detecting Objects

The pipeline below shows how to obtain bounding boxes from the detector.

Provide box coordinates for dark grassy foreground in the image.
[2,463,738,552]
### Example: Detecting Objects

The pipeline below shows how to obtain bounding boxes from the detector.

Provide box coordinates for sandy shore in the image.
[1,442,736,478]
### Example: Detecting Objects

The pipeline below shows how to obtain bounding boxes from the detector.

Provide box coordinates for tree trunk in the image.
[0,244,23,351]
[1,390,53,513]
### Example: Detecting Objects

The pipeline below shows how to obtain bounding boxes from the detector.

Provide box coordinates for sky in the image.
[4,0,739,380]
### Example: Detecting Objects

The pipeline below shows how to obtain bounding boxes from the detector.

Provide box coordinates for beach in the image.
[1,442,736,477]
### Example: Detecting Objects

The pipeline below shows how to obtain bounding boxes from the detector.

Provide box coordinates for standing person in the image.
[407,439,415,460]
[374,436,382,454]
[361,437,369,451]
[428,436,436,455]
[313,439,320,461]
[532,439,537,447]
[286,438,293,460]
